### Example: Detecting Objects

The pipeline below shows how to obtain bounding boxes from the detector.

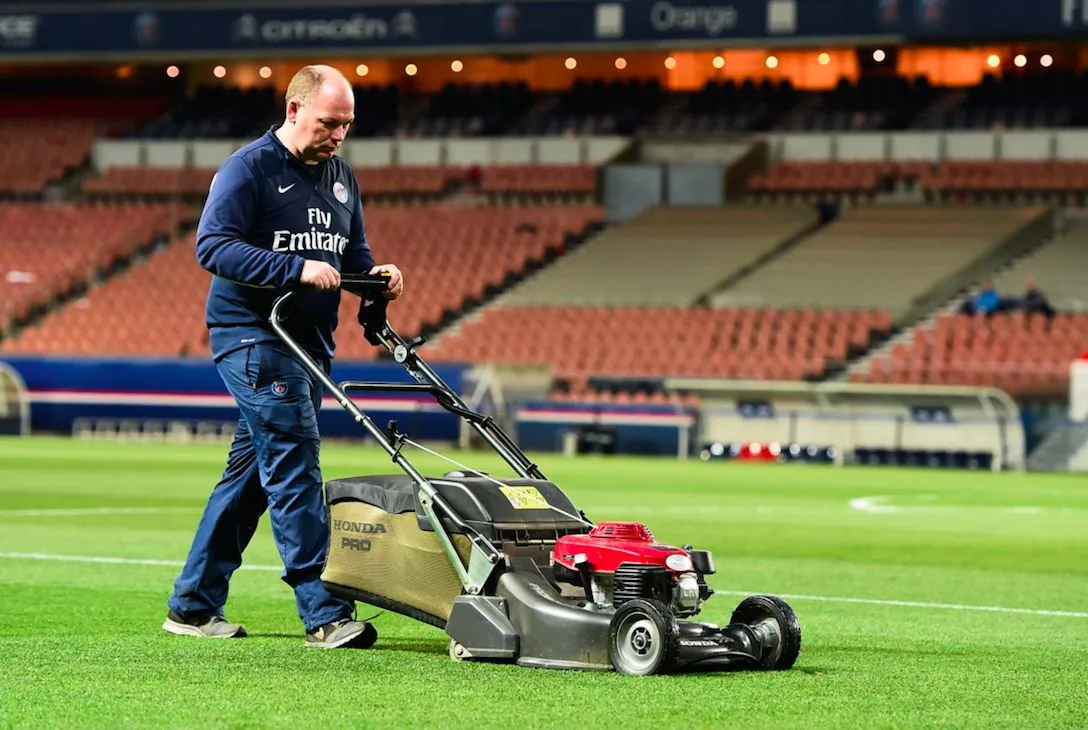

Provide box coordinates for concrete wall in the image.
[91,136,631,171]
[762,129,1088,162]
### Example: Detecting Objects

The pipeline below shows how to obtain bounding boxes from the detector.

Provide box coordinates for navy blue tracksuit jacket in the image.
[195,126,375,361]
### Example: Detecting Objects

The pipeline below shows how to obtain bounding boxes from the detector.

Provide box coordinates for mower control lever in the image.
[339,272,392,297]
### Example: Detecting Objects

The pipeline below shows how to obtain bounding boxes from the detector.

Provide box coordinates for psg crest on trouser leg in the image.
[266,272,802,675]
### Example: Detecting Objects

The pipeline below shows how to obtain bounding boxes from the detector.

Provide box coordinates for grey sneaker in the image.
[162,610,247,639]
[305,618,378,649]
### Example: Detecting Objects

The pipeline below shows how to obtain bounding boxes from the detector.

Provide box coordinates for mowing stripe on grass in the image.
[0,552,278,572]
[2,551,1087,619]
[0,507,196,517]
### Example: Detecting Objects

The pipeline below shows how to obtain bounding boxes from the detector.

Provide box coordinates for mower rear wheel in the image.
[608,598,680,676]
[729,595,801,670]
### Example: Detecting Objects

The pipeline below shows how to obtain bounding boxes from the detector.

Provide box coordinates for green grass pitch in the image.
[1,435,1086,729]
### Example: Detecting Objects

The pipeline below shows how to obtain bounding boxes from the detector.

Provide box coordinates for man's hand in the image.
[369,264,404,300]
[300,260,340,291]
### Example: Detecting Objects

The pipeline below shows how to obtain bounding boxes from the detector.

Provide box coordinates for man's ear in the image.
[286,100,300,123]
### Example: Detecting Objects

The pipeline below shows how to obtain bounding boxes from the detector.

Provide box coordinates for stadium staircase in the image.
[1025,422,1088,472]
[840,211,1082,397]
[419,203,897,400]
[839,208,1064,382]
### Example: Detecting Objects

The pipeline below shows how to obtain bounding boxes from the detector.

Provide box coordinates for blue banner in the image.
[908,0,1088,38]
[0,0,892,59]
[2,355,465,441]
[0,1,1082,62]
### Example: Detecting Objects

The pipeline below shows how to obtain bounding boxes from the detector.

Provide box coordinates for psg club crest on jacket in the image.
[333,181,349,205]
[272,381,287,396]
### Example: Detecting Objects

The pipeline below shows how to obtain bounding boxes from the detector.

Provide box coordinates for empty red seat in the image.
[1,203,604,359]
[861,312,1086,397]
[426,305,891,382]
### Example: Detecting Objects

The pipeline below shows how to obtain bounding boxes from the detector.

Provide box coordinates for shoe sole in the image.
[162,618,247,638]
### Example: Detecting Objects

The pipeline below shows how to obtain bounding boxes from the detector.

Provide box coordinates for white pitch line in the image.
[0,551,1084,619]
[849,495,1050,515]
[713,590,1088,619]
[0,507,196,517]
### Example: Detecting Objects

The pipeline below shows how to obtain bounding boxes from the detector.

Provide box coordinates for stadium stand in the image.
[772,76,939,132]
[82,163,598,203]
[492,205,821,307]
[914,70,1083,130]
[421,204,894,388]
[395,82,536,138]
[0,95,173,196]
[0,201,192,333]
[131,84,401,140]
[0,120,103,197]
[60,70,1088,157]
[850,218,1088,398]
[102,75,971,144]
[4,71,1086,406]
[0,232,209,357]
[746,161,892,202]
[745,160,1088,205]
[1,203,604,358]
[641,78,800,135]
[857,311,1088,398]
[83,166,217,200]
[707,205,1054,320]
[334,203,605,359]
[510,78,669,136]
[427,305,893,386]
[918,161,1088,204]
[989,219,1088,310]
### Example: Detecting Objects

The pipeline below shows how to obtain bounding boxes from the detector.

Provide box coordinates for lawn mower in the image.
[268,273,802,675]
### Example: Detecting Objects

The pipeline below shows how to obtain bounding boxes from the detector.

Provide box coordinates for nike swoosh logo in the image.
[278,184,295,193]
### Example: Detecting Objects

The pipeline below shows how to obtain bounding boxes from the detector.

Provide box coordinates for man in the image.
[163,65,403,649]
[1020,276,1055,319]
[959,279,1005,317]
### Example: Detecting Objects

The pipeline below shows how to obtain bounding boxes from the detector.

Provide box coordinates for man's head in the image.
[278,65,354,165]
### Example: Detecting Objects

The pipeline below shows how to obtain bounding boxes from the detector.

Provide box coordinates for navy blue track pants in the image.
[167,343,353,632]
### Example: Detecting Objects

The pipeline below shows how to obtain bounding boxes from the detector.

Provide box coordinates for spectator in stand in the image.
[960,279,1008,316]
[1019,276,1056,319]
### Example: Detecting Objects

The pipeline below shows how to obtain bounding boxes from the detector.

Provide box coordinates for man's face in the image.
[289,84,354,164]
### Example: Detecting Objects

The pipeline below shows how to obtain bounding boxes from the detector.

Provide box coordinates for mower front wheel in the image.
[608,598,680,676]
[448,638,470,662]
[729,594,801,670]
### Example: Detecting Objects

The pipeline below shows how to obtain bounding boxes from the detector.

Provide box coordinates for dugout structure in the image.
[0,362,30,436]
[665,378,1024,471]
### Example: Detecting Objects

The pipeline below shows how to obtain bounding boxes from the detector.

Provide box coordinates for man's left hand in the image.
[369,264,404,300]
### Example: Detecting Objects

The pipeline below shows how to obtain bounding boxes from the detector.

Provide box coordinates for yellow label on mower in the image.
[499,486,550,510]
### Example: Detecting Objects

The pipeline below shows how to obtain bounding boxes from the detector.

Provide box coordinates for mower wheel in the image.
[448,638,470,661]
[729,595,801,670]
[608,598,680,676]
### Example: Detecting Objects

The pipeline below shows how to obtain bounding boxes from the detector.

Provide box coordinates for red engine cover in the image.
[553,521,689,573]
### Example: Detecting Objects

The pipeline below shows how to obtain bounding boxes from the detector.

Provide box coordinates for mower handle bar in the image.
[266,277,545,484]
[338,272,395,299]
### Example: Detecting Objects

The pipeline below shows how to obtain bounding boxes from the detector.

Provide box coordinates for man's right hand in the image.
[300,260,340,291]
